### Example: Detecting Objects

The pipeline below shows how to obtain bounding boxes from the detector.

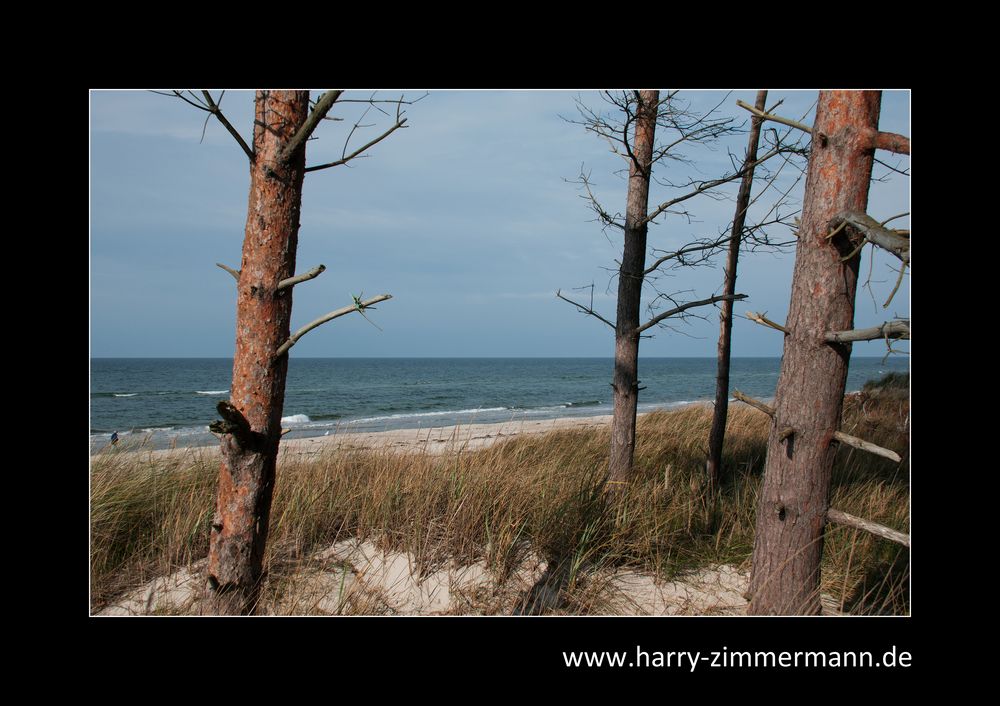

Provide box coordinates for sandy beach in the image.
[102,412,632,461]
[278,413,618,458]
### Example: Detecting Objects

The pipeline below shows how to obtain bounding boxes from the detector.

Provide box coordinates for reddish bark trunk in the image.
[706,89,768,492]
[607,90,658,490]
[207,90,310,614]
[747,91,881,615]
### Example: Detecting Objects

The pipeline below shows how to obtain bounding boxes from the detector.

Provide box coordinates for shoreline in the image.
[90,397,801,460]
[89,398,736,459]
[93,410,651,461]
[92,358,906,456]
[279,412,621,458]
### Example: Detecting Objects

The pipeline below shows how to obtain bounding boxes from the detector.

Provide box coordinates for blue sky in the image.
[90,89,909,358]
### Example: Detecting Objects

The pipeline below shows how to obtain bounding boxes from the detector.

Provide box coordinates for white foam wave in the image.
[348,407,508,425]
[196,390,229,395]
[518,405,575,415]
[114,393,137,397]
[281,414,311,424]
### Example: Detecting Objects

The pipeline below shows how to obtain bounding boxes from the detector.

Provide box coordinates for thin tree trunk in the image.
[706,90,768,492]
[607,90,658,490]
[206,91,311,614]
[748,91,881,615]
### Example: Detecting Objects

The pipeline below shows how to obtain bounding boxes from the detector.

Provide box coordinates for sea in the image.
[90,357,909,453]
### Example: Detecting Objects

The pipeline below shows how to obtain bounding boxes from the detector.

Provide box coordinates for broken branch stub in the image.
[210,401,259,450]
[736,99,814,135]
[872,131,910,156]
[829,210,910,264]
[827,508,910,547]
[277,264,326,292]
[831,430,902,463]
[733,390,775,417]
[825,320,909,344]
[746,311,789,334]
[216,262,241,282]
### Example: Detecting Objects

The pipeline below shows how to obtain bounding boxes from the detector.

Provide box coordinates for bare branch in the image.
[333,94,429,105]
[199,112,212,144]
[277,264,326,292]
[642,146,782,227]
[304,116,408,173]
[279,90,344,164]
[872,156,910,180]
[737,145,808,252]
[733,390,774,417]
[882,263,908,310]
[736,99,814,135]
[152,90,255,162]
[825,320,909,344]
[556,289,615,329]
[274,294,392,359]
[880,212,909,227]
[571,169,625,231]
[200,91,255,163]
[620,90,641,173]
[216,262,241,282]
[643,235,734,276]
[153,89,211,112]
[826,508,909,547]
[745,311,789,334]
[637,293,747,334]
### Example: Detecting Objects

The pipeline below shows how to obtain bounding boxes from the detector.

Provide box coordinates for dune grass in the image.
[91,375,909,615]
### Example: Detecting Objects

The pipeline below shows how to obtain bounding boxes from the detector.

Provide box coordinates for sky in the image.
[90,89,909,358]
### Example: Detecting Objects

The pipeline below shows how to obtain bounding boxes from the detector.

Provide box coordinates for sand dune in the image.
[96,543,844,616]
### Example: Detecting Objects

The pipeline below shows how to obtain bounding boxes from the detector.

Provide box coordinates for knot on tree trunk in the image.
[210,401,266,452]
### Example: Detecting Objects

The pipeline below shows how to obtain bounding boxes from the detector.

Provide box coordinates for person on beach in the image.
[111,431,119,447]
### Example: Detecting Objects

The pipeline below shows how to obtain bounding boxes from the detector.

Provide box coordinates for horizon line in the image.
[90,355,907,360]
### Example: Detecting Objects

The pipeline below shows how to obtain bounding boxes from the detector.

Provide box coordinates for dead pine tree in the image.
[607,88,657,491]
[705,90,769,493]
[157,89,415,614]
[559,90,796,493]
[734,90,910,614]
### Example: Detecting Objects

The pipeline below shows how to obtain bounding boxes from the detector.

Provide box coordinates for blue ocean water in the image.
[89,357,909,452]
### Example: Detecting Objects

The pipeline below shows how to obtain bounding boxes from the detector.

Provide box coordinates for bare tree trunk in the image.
[607,90,658,490]
[207,90,310,614]
[706,90,768,492]
[747,91,881,615]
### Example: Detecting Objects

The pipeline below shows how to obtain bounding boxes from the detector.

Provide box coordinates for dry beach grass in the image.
[90,377,909,616]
